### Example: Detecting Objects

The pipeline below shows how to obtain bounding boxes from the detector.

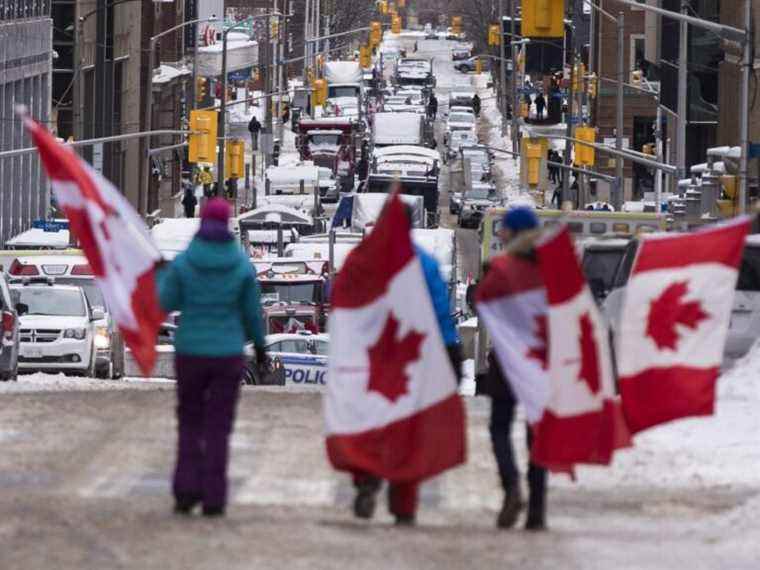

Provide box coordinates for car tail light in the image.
[8,259,39,276]
[71,264,93,275]
[1,311,14,340]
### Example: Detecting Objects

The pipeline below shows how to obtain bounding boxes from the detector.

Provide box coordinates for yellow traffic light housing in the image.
[397,0,406,7]
[189,110,218,164]
[360,45,371,68]
[225,139,245,179]
[451,16,462,35]
[391,15,401,34]
[488,24,501,47]
[313,79,328,107]
[574,126,596,166]
[475,58,482,74]
[370,21,382,46]
[195,77,207,103]
[631,70,642,85]
[378,0,388,15]
[587,72,598,98]
[522,0,564,38]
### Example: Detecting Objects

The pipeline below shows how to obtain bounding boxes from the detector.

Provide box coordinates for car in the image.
[244,332,328,386]
[457,185,501,228]
[602,234,760,363]
[449,191,463,215]
[0,273,19,381]
[11,281,103,376]
[7,256,125,379]
[455,57,489,73]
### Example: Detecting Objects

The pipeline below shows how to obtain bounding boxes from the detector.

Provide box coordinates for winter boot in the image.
[497,486,523,529]
[524,493,546,531]
[353,477,381,519]
[202,505,225,517]
[394,514,416,526]
[174,493,201,515]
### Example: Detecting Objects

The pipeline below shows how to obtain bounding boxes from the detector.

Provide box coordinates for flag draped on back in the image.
[616,217,750,433]
[24,115,165,375]
[325,194,465,482]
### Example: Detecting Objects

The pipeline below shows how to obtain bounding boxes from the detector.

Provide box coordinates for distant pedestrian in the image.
[427,93,438,120]
[535,93,546,120]
[248,115,261,151]
[158,198,268,518]
[472,93,481,117]
[182,185,197,218]
[281,104,290,125]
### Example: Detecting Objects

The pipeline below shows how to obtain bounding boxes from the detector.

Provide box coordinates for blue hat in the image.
[501,207,538,234]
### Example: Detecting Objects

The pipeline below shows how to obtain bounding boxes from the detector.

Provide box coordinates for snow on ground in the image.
[0,373,173,394]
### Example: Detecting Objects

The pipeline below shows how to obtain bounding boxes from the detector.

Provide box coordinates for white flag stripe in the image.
[478,289,549,423]
[325,258,456,435]
[545,289,615,418]
[616,264,736,375]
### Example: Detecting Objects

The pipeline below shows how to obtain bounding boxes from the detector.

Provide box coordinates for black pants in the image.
[489,395,547,506]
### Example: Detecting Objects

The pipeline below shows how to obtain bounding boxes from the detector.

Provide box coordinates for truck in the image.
[323,61,363,119]
[372,112,425,147]
[252,259,330,333]
[295,117,363,193]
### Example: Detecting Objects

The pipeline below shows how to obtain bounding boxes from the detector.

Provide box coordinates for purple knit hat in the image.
[198,198,233,241]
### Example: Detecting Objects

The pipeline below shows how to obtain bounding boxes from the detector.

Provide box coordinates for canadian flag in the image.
[325,194,466,481]
[475,253,549,423]
[616,217,750,433]
[532,226,631,467]
[24,115,165,375]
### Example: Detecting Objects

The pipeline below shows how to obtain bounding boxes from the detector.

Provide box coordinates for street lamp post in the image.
[141,15,218,214]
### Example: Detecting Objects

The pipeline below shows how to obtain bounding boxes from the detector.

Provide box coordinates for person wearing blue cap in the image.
[477,205,548,531]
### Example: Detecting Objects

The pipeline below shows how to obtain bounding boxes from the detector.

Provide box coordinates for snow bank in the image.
[0,373,172,394]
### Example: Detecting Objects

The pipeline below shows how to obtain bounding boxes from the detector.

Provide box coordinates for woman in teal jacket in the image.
[158,198,266,517]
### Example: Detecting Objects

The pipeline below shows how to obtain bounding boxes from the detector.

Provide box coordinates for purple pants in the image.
[173,354,244,510]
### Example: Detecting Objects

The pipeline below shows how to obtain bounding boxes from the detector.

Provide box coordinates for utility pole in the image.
[510,1,519,155]
[264,5,273,168]
[615,11,624,209]
[562,55,575,204]
[498,0,507,136]
[738,0,752,214]
[676,0,688,182]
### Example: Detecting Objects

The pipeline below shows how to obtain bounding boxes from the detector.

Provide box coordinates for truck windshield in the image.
[737,246,760,291]
[260,282,319,303]
[329,86,359,98]
[58,278,106,309]
[308,134,341,149]
[449,113,475,124]
[17,288,86,317]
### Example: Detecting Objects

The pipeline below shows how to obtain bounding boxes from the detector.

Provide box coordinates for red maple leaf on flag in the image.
[646,281,709,351]
[578,312,601,394]
[367,312,426,403]
[526,314,549,369]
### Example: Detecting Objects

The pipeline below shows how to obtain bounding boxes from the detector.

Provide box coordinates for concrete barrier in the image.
[125,347,176,379]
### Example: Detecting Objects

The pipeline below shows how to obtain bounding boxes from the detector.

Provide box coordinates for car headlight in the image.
[94,327,111,349]
[64,328,87,340]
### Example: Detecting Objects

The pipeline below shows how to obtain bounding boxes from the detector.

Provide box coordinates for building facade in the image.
[0,0,53,244]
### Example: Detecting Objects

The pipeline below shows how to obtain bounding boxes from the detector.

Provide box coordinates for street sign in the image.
[32,220,69,232]
[749,142,760,159]
[228,67,253,81]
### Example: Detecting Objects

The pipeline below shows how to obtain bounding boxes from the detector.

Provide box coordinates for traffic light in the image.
[587,72,598,98]
[360,45,371,68]
[574,126,596,166]
[631,69,642,85]
[225,139,245,179]
[397,0,406,7]
[188,110,218,164]
[488,24,500,47]
[525,139,544,186]
[641,143,655,156]
[572,62,585,92]
[522,0,564,38]
[313,79,328,106]
[392,15,401,34]
[475,58,482,74]
[370,21,382,46]
[195,77,207,104]
[378,0,388,15]
[451,16,462,35]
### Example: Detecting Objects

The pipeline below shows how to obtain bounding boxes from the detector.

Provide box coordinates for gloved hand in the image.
[446,343,463,386]
[255,346,269,378]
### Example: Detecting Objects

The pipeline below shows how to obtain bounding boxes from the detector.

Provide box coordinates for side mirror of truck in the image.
[15,303,28,317]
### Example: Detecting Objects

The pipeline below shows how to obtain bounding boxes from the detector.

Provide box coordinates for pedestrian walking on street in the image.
[281,104,290,125]
[535,92,546,120]
[477,207,548,531]
[181,185,197,218]
[248,115,261,151]
[157,198,267,517]
[427,93,438,120]
[472,93,481,117]
[351,205,462,526]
